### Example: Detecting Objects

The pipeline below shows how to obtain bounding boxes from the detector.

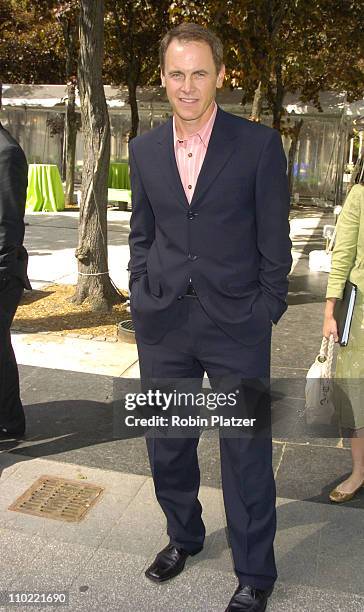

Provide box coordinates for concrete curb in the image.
[11,328,120,343]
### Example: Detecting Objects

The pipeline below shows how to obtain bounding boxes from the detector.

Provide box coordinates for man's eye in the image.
[195,72,206,77]
[171,73,183,79]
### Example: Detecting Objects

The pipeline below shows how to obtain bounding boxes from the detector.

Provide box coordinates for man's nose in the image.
[181,76,193,93]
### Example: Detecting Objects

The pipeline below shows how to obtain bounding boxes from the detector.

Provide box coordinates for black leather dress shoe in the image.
[225,585,274,611]
[0,425,25,439]
[145,544,201,583]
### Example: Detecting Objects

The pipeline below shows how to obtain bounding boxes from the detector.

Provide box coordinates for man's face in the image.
[161,39,225,126]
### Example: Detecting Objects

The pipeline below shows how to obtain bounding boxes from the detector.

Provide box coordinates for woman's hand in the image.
[323,297,339,342]
[323,314,339,342]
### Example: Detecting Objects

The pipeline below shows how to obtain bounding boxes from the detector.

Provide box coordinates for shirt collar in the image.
[173,101,217,149]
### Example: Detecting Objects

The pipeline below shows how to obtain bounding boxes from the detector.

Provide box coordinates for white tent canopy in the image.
[2,84,364,117]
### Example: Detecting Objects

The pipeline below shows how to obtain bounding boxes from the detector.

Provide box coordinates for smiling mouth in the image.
[179,98,198,103]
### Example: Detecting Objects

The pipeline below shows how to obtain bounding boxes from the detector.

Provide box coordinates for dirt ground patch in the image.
[13,284,130,337]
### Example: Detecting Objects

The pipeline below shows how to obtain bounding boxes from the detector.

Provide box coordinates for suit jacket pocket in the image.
[130,276,142,305]
[222,278,259,297]
[148,276,162,297]
[0,277,10,292]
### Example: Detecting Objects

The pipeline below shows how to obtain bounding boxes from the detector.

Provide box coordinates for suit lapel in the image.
[156,107,237,210]
[157,119,189,209]
[190,107,237,209]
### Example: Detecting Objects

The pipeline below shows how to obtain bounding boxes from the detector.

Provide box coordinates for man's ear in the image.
[160,70,165,87]
[216,64,225,89]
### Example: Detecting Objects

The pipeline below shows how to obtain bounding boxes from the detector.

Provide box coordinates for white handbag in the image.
[308,223,337,273]
[305,336,335,425]
[308,250,332,273]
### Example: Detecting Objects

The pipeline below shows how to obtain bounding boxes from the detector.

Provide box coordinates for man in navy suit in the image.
[128,23,292,612]
[0,106,31,438]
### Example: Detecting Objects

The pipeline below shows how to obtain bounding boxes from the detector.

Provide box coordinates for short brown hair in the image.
[159,23,224,74]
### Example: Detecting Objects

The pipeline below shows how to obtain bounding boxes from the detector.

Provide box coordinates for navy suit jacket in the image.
[128,106,292,345]
[0,125,31,289]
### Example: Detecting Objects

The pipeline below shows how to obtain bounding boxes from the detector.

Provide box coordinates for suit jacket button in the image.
[187,212,197,219]
[188,254,198,261]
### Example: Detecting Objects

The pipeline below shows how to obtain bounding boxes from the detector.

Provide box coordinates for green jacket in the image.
[326,184,364,299]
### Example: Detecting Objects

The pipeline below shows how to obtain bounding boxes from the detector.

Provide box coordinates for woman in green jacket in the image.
[323,181,364,503]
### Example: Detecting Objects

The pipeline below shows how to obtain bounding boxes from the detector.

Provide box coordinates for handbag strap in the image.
[319,336,334,378]
[325,223,338,254]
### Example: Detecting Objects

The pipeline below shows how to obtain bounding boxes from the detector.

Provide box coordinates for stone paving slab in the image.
[275,443,364,508]
[2,536,364,611]
[100,478,166,557]
[2,571,316,612]
[1,454,364,602]
[12,333,138,377]
[7,539,96,591]
[0,456,147,541]
[0,528,46,590]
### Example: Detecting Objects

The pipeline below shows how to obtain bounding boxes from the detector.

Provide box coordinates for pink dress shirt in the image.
[173,102,217,204]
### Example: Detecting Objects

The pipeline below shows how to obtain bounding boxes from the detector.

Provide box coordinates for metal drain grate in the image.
[117,319,135,343]
[8,476,104,522]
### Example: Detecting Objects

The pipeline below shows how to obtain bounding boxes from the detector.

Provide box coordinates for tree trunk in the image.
[249,81,263,122]
[56,8,79,207]
[272,60,285,131]
[287,119,303,198]
[128,72,139,140]
[64,80,77,205]
[72,0,123,311]
[111,3,140,141]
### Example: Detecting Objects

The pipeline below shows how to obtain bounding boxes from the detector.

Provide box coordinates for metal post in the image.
[334,106,349,207]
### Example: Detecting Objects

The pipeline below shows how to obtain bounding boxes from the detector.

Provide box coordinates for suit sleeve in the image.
[326,184,361,299]
[128,141,155,291]
[255,129,292,323]
[0,144,28,279]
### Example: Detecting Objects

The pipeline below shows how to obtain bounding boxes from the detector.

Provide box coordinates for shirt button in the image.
[188,152,192,157]
[188,185,192,190]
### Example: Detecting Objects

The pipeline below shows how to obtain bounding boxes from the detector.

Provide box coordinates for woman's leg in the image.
[335,432,364,493]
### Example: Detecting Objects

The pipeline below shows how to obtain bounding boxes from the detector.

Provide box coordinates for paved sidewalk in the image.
[1,454,364,612]
[24,210,131,291]
[1,206,363,611]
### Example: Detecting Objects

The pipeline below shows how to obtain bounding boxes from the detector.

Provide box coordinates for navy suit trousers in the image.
[0,277,25,432]
[136,297,277,590]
